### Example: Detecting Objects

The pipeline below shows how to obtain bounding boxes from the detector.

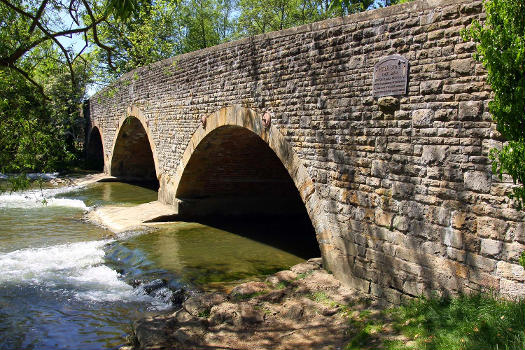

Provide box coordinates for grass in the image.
[296,270,314,280]
[197,309,211,318]
[344,293,525,350]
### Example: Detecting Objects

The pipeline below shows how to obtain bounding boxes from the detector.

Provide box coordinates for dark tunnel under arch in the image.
[110,117,158,188]
[86,126,104,171]
[174,124,321,259]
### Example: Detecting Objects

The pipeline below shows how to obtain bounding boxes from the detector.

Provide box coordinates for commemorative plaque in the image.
[373,55,408,97]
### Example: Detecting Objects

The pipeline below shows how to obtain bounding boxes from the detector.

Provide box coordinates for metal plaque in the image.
[373,55,409,97]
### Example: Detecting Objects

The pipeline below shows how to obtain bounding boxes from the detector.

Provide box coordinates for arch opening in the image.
[176,125,320,259]
[111,117,158,189]
[86,127,104,171]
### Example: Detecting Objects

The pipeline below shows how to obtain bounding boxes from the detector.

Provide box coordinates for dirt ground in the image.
[126,258,403,350]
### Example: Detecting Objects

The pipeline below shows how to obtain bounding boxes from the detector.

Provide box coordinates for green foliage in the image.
[344,294,525,350]
[197,308,211,318]
[94,0,184,80]
[463,0,525,209]
[0,63,87,173]
[2,174,30,193]
[94,0,410,80]
[328,0,411,16]
[387,294,525,350]
[107,0,139,20]
[328,0,374,16]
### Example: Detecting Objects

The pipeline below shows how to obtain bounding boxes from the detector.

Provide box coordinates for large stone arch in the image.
[110,106,161,183]
[159,105,333,265]
[86,125,105,172]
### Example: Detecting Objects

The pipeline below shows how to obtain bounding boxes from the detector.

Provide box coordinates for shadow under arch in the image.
[110,108,160,188]
[86,125,104,172]
[163,105,330,260]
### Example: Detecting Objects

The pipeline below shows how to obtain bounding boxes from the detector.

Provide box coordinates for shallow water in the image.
[0,181,317,349]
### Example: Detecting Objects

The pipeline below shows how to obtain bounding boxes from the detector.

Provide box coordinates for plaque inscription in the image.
[373,55,408,97]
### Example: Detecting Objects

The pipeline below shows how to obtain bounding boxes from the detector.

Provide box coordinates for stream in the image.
[0,179,318,349]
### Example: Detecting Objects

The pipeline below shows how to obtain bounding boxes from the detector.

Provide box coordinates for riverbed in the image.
[0,179,319,349]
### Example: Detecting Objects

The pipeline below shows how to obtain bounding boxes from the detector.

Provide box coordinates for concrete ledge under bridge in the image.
[86,0,525,303]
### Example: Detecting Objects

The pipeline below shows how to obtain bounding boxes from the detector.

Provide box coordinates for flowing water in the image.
[0,179,318,350]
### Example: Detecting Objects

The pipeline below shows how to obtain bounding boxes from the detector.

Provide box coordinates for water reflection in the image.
[123,219,319,290]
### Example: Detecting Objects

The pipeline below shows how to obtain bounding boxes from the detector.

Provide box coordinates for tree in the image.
[0,66,82,172]
[0,0,105,172]
[464,0,525,209]
[94,0,183,80]
[0,0,137,95]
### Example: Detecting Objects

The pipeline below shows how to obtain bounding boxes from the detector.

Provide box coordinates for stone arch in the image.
[86,125,105,172]
[110,106,160,184]
[161,105,331,259]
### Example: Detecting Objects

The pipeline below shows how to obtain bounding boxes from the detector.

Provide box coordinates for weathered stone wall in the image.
[87,0,525,303]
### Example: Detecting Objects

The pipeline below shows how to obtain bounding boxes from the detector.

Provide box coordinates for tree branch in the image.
[81,0,115,69]
[0,0,103,66]
[28,0,49,34]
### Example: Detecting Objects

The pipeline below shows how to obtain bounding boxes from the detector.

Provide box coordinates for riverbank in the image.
[126,257,381,350]
[126,258,525,350]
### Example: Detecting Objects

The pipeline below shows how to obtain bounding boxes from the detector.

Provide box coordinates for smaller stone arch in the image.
[86,125,105,172]
[109,106,160,184]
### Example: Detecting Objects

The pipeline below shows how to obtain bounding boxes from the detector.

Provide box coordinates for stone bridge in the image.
[86,0,525,303]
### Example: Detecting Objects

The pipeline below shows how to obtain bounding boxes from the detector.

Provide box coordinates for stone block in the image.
[391,181,415,199]
[476,216,507,239]
[505,222,525,244]
[465,253,496,272]
[392,215,409,232]
[469,271,500,290]
[451,211,467,229]
[450,59,473,75]
[464,171,491,193]
[371,159,387,178]
[496,261,525,282]
[500,278,525,299]
[501,242,525,263]
[443,229,463,249]
[375,209,394,228]
[458,101,482,119]
[421,145,448,165]
[420,81,443,95]
[412,109,434,126]
[480,238,502,257]
[460,2,482,15]
[446,247,466,262]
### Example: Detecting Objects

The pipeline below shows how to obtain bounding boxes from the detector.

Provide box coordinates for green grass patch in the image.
[197,308,211,318]
[309,291,343,309]
[346,317,385,350]
[387,293,525,350]
[276,281,290,289]
[296,270,314,280]
[344,293,524,350]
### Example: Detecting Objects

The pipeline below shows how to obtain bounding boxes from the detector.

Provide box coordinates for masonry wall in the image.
[88,0,525,303]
